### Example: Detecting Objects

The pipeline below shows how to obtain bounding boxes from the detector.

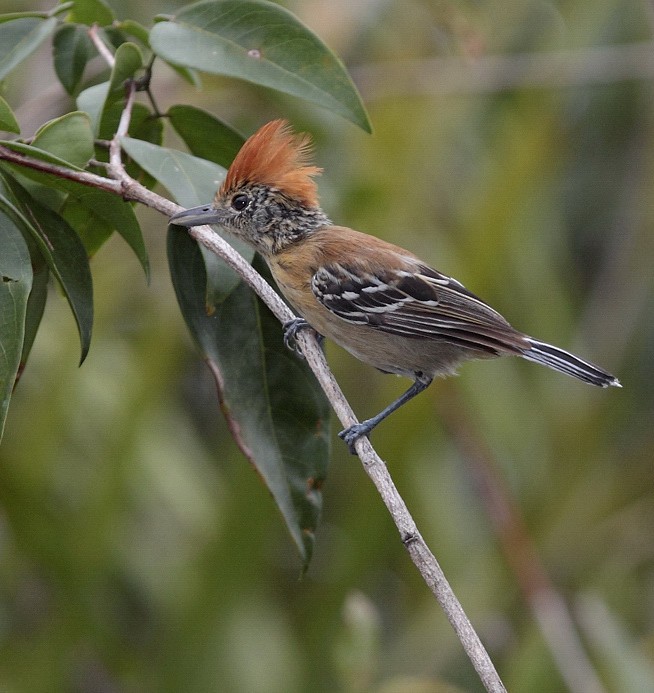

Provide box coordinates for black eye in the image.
[231,194,249,211]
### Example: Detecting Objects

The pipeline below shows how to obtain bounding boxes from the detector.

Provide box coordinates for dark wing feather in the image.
[312,262,528,354]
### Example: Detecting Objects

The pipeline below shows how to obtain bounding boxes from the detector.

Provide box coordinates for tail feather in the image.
[522,338,621,388]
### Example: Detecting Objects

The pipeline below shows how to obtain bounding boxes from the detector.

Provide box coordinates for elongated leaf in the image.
[168,227,329,566]
[63,0,114,26]
[168,105,244,169]
[0,200,32,441]
[0,96,19,134]
[19,257,48,377]
[150,0,371,132]
[53,23,95,95]
[121,136,250,303]
[0,141,149,278]
[0,175,93,363]
[0,16,57,81]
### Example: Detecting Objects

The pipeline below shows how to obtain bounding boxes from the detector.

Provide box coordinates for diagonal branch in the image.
[0,128,507,693]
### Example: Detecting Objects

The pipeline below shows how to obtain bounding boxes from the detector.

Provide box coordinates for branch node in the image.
[401,530,420,547]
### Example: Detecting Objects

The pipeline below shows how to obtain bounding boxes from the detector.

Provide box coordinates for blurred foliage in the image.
[1,0,654,692]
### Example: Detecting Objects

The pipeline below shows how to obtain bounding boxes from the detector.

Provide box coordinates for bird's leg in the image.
[283,317,324,357]
[339,372,433,454]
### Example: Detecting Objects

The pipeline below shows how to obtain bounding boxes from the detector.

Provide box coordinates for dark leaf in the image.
[150,0,371,132]
[0,174,93,363]
[0,141,149,279]
[0,197,32,441]
[168,105,244,169]
[53,23,95,95]
[19,256,48,379]
[168,226,330,566]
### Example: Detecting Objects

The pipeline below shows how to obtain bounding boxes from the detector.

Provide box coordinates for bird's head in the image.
[170,119,329,255]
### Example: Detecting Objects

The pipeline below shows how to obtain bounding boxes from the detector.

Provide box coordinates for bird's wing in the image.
[311,261,528,354]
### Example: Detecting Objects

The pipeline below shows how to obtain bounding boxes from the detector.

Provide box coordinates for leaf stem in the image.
[88,23,115,68]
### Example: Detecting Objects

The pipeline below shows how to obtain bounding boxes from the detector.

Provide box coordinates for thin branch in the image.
[0,132,507,693]
[88,24,115,68]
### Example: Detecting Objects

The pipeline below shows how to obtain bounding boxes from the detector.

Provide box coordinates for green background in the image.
[1,0,653,691]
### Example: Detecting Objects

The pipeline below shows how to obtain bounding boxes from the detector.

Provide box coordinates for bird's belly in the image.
[299,306,477,379]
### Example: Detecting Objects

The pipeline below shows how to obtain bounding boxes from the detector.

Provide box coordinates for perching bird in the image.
[170,119,620,452]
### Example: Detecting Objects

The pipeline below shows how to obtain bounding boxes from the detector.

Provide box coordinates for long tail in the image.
[521,338,621,388]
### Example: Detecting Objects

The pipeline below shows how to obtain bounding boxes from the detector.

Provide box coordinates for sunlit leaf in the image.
[0,16,57,81]
[150,0,371,132]
[168,228,330,566]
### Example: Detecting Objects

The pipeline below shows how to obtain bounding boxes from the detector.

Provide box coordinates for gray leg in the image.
[339,373,433,454]
[283,318,324,356]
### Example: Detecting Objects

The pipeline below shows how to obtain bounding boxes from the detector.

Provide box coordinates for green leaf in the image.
[120,137,224,206]
[0,198,32,442]
[0,141,149,280]
[0,174,93,364]
[0,17,57,81]
[168,105,244,169]
[113,19,150,46]
[62,0,114,26]
[76,81,110,136]
[32,112,94,169]
[149,0,371,132]
[121,136,249,303]
[77,42,144,134]
[0,95,19,134]
[53,23,95,95]
[168,228,330,566]
[20,257,48,375]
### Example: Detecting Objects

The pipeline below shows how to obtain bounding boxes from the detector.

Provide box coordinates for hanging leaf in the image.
[0,198,32,441]
[168,227,330,567]
[0,174,92,364]
[150,0,371,132]
[62,0,114,27]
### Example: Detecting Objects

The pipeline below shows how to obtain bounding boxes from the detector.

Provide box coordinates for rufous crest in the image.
[219,119,322,207]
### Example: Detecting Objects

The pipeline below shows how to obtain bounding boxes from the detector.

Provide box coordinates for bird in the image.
[170,119,621,453]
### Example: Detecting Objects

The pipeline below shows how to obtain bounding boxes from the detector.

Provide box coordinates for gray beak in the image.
[169,204,226,227]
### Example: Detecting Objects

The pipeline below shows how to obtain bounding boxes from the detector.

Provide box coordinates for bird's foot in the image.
[283,318,323,358]
[338,421,373,455]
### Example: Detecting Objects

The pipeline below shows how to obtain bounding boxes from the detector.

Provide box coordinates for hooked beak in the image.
[169,204,227,227]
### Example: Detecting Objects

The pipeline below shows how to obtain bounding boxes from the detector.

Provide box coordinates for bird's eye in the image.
[231,194,249,211]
